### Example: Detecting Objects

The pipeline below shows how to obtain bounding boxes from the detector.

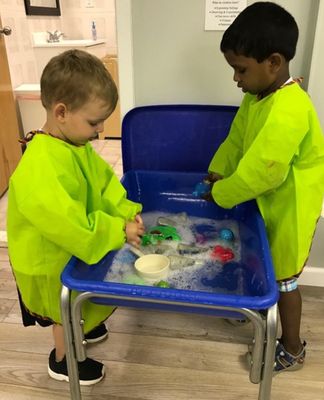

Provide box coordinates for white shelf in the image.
[33,39,106,48]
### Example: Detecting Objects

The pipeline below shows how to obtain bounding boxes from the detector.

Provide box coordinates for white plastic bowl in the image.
[134,254,170,282]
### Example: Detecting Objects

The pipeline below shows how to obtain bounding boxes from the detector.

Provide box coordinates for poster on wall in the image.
[205,0,247,31]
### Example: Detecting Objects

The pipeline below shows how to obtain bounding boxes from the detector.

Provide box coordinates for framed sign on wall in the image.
[24,0,61,16]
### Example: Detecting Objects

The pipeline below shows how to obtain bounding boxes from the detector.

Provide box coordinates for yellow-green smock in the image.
[208,83,324,280]
[7,135,142,332]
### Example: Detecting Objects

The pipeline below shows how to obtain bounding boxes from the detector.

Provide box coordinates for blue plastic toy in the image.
[219,228,235,241]
[192,180,210,198]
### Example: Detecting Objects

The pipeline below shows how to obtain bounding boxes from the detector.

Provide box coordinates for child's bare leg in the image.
[52,324,65,361]
[278,288,303,354]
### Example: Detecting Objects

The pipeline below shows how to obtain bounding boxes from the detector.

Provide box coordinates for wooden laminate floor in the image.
[1,244,324,400]
[1,140,323,400]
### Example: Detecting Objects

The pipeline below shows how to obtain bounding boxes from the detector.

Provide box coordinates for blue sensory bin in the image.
[62,105,278,318]
[61,105,278,400]
[122,104,239,173]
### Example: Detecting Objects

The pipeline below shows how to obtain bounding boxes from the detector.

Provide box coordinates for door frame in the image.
[0,15,22,196]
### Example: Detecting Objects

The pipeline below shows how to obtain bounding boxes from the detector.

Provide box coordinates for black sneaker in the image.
[84,323,109,344]
[48,349,105,385]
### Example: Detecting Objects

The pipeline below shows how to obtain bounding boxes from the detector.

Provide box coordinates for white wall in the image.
[0,0,116,88]
[61,0,117,55]
[308,0,324,130]
[0,0,62,88]
[301,0,324,286]
[116,0,324,286]
[115,0,135,120]
[117,0,319,114]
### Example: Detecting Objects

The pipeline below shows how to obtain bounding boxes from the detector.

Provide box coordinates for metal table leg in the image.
[242,309,266,384]
[65,291,277,400]
[258,303,278,400]
[61,285,82,400]
[71,294,87,362]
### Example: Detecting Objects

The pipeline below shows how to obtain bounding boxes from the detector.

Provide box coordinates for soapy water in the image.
[104,211,244,294]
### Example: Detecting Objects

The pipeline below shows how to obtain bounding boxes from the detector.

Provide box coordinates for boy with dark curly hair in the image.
[207,2,324,373]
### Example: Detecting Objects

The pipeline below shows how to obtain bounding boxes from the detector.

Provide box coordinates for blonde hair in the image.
[40,49,118,112]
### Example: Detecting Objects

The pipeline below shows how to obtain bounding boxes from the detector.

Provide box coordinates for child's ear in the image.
[268,53,284,72]
[53,103,68,122]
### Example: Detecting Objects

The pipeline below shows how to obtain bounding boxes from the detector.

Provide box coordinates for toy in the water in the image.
[134,253,170,281]
[211,245,235,263]
[192,180,211,198]
[177,243,209,255]
[195,225,235,244]
[157,213,188,226]
[219,228,235,241]
[141,225,181,246]
[122,274,147,286]
[195,233,207,244]
[154,280,170,288]
[140,243,172,255]
[175,212,188,224]
[151,244,172,254]
[157,216,178,227]
[169,254,196,270]
[194,223,218,244]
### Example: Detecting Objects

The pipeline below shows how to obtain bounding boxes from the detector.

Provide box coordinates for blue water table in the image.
[60,105,278,400]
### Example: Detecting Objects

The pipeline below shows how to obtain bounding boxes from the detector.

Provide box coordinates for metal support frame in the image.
[60,286,277,400]
[60,286,82,400]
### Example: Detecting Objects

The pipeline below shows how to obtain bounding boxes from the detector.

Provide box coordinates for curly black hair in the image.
[220,2,298,62]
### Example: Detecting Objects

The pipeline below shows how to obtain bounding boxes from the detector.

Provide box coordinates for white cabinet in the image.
[14,84,45,136]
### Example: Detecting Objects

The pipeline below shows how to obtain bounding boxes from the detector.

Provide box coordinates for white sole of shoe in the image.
[48,365,105,386]
[85,331,109,344]
[273,360,305,375]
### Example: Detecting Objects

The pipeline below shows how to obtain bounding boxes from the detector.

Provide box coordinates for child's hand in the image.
[125,219,145,247]
[202,191,214,202]
[205,172,223,183]
[202,173,223,202]
[134,213,143,225]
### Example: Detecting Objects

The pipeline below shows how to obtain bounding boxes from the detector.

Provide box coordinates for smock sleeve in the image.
[11,144,141,265]
[208,97,247,177]
[211,100,309,209]
[92,148,142,221]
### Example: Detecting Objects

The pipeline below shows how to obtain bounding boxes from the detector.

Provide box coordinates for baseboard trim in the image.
[299,265,324,287]
[0,230,7,248]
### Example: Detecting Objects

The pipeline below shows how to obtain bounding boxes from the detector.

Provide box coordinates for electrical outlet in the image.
[84,0,95,8]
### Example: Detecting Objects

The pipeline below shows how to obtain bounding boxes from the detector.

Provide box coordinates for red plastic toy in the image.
[211,245,234,262]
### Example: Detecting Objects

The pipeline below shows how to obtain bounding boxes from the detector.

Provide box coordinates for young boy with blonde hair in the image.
[7,49,145,384]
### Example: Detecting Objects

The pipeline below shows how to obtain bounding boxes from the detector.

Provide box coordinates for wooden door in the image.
[101,55,122,139]
[0,17,22,196]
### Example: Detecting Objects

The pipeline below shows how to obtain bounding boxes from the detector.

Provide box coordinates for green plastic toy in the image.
[141,225,181,246]
[154,280,170,288]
